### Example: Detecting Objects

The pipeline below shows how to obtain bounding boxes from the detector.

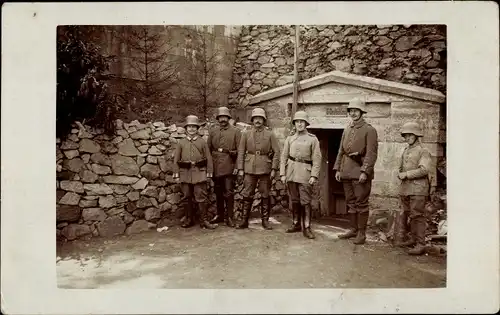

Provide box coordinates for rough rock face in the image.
[56,119,288,242]
[229,25,446,107]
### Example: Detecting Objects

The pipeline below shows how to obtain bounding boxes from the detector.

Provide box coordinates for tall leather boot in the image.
[261,198,273,230]
[302,204,315,239]
[394,211,415,247]
[236,198,252,229]
[408,218,426,255]
[210,186,225,224]
[338,212,358,239]
[353,212,369,245]
[225,195,236,228]
[286,202,302,233]
[199,203,218,229]
[181,200,195,228]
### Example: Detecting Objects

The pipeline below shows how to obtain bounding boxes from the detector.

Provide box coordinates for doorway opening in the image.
[308,127,347,227]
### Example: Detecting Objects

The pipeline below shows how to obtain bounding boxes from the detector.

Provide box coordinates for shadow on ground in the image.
[57,214,446,289]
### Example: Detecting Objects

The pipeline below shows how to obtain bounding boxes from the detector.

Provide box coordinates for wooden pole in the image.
[291,25,300,119]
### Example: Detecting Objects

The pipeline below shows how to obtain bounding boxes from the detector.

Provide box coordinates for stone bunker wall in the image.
[56,120,288,242]
[229,25,446,108]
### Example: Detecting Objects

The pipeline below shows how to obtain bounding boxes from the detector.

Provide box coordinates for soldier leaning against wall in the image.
[396,121,437,256]
[236,107,280,230]
[173,115,217,230]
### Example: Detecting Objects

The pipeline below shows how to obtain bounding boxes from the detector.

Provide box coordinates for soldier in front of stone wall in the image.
[207,106,242,227]
[396,121,436,255]
[236,107,280,230]
[333,99,379,245]
[280,111,322,239]
[173,115,217,230]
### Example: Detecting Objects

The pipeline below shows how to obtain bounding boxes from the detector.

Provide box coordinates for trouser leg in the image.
[258,174,273,230]
[236,174,257,229]
[408,195,428,255]
[353,180,372,245]
[210,177,225,224]
[286,182,302,233]
[180,183,195,228]
[338,181,358,239]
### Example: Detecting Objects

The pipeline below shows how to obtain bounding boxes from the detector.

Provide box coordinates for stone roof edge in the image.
[248,70,446,105]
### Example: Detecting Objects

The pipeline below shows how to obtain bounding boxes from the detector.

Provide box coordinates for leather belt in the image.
[213,148,230,154]
[289,156,313,165]
[246,150,266,155]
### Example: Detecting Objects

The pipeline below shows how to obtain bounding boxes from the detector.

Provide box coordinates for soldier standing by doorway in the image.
[333,99,378,245]
[280,111,322,239]
[207,107,241,227]
[396,122,435,255]
[173,115,217,230]
[236,107,280,230]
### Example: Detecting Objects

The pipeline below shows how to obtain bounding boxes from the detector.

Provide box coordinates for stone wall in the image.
[56,119,287,242]
[229,25,446,108]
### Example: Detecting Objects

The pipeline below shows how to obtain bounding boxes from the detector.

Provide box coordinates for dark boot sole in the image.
[338,232,358,239]
[353,239,366,245]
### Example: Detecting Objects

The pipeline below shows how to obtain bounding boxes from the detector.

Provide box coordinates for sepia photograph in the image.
[1,2,498,314]
[55,24,448,289]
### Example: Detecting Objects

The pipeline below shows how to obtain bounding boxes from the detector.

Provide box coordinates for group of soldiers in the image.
[173,99,435,256]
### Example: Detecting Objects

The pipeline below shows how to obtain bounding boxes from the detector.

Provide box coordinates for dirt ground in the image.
[57,214,446,289]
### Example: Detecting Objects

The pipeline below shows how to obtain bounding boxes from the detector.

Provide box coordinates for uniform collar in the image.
[220,124,229,130]
[187,135,198,141]
[350,118,365,129]
[408,141,421,149]
[254,126,264,132]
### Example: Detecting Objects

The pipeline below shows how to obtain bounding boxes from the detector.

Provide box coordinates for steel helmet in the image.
[185,115,200,128]
[400,122,423,137]
[347,98,367,113]
[251,107,267,121]
[216,106,231,119]
[292,111,310,126]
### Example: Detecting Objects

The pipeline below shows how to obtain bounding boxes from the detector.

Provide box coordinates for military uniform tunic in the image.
[333,118,379,213]
[399,142,434,220]
[173,135,213,203]
[280,131,322,205]
[208,124,241,177]
[237,126,280,199]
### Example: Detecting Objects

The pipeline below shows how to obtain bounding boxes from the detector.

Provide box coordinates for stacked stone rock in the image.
[229,24,446,107]
[56,120,287,242]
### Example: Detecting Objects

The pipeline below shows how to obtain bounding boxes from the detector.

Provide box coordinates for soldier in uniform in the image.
[280,111,322,239]
[173,115,217,230]
[207,107,241,227]
[236,107,280,230]
[333,99,378,245]
[396,121,436,255]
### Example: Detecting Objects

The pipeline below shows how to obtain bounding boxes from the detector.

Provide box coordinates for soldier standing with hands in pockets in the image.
[333,99,378,245]
[280,111,322,239]
[173,115,217,230]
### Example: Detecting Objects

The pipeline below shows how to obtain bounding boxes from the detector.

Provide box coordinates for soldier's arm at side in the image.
[279,137,290,177]
[360,127,379,175]
[270,132,281,170]
[333,130,346,171]
[405,149,431,179]
[203,139,214,175]
[173,141,181,177]
[207,129,214,152]
[234,128,242,152]
[311,136,322,179]
[236,131,247,170]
